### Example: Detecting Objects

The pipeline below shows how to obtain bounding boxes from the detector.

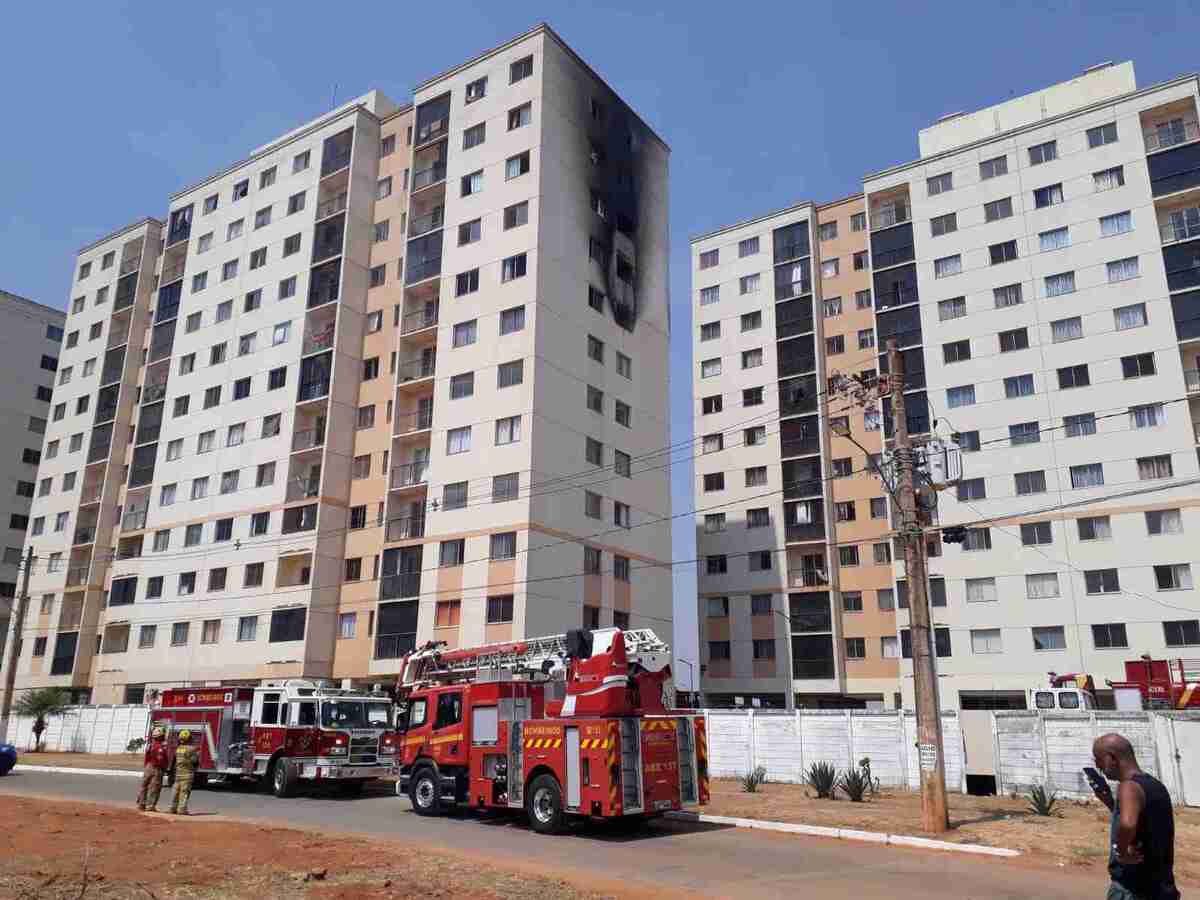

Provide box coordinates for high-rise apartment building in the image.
[3,25,670,705]
[0,291,64,662]
[693,61,1200,712]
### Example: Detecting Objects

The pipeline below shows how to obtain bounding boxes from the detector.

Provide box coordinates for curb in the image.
[15,764,142,778]
[665,811,1020,857]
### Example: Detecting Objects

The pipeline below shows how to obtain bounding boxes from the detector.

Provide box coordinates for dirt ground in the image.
[705,778,1200,884]
[0,796,609,900]
[18,751,142,770]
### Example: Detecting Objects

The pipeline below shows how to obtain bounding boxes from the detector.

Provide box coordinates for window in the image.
[942,339,970,364]
[1032,626,1066,652]
[741,310,763,333]
[963,528,991,551]
[1028,140,1057,165]
[835,500,857,521]
[279,277,296,299]
[741,348,763,369]
[465,75,487,103]
[1045,316,1083,345]
[178,572,196,595]
[699,321,721,343]
[839,546,860,567]
[449,372,475,400]
[1039,226,1070,252]
[191,476,209,500]
[1130,403,1166,430]
[434,600,461,629]
[956,476,988,502]
[1085,566,1122,595]
[821,258,839,278]
[439,539,466,568]
[1100,210,1132,236]
[698,285,720,307]
[1138,455,1174,481]
[256,460,276,487]
[1044,271,1075,297]
[1091,623,1128,650]
[1057,364,1089,390]
[171,623,190,646]
[495,415,521,445]
[926,171,953,195]
[978,154,1007,179]
[220,469,240,495]
[825,335,844,355]
[269,608,307,643]
[999,327,1029,353]
[1122,353,1155,379]
[743,466,766,488]
[614,450,631,477]
[1070,462,1106,488]
[1164,620,1200,647]
[288,191,306,215]
[508,102,532,130]
[501,252,527,281]
[1107,257,1139,283]
[698,249,719,269]
[497,359,523,387]
[970,628,1003,655]
[244,561,265,589]
[1015,469,1047,495]
[938,297,966,321]
[1062,412,1096,438]
[250,512,269,536]
[1146,509,1183,536]
[586,385,604,413]
[1087,122,1118,148]
[492,473,519,503]
[510,54,533,82]
[460,170,483,197]
[463,122,486,149]
[1078,516,1112,540]
[984,197,1013,221]
[738,273,761,295]
[490,532,517,560]
[963,577,997,604]
[930,212,957,236]
[946,385,975,408]
[446,426,471,455]
[934,254,961,278]
[989,240,1018,264]
[1020,521,1053,546]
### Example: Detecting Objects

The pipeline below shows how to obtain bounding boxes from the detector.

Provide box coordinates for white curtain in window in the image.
[1051,317,1082,342]
[965,578,997,603]
[1026,573,1060,598]
[1071,464,1104,488]
[447,427,471,454]
[1039,227,1069,251]
[1130,404,1165,429]
[1107,257,1139,283]
[1045,272,1075,296]
[1114,303,1147,330]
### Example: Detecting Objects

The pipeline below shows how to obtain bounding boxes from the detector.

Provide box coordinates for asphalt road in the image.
[0,769,1106,899]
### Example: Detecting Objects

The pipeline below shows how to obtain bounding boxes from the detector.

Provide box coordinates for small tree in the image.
[14,687,71,751]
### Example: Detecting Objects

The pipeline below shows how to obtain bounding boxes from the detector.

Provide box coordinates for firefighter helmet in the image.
[151,727,165,740]
[178,729,192,743]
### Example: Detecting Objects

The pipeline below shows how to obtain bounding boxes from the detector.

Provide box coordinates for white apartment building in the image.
[2,25,671,706]
[865,61,1200,713]
[0,291,64,665]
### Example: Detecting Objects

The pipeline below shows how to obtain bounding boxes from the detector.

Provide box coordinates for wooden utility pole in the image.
[0,547,35,741]
[887,340,949,833]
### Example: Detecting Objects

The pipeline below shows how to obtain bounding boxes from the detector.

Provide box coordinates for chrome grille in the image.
[349,733,379,765]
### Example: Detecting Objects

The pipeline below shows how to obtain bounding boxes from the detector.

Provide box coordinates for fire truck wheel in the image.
[271,759,295,798]
[410,768,441,815]
[526,774,566,835]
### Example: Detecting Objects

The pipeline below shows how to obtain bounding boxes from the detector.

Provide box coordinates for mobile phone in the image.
[1084,766,1113,801]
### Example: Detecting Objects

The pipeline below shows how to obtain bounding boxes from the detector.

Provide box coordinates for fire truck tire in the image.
[271,759,295,798]
[410,768,441,815]
[526,774,566,835]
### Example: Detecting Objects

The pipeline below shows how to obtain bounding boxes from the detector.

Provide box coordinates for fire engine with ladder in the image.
[149,680,395,796]
[385,627,709,833]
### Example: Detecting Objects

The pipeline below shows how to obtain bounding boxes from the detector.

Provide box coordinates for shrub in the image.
[740,766,767,793]
[1027,784,1059,817]
[127,737,146,753]
[858,756,880,795]
[840,767,869,802]
[806,761,838,799]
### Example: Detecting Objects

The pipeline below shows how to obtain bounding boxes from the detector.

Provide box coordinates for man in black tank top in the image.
[1091,733,1180,900]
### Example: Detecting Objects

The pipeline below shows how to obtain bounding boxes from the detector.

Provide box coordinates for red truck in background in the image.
[1110,658,1200,710]
[389,627,708,833]
[149,680,395,796]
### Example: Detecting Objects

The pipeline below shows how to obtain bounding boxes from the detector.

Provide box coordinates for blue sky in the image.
[6,1,1199,680]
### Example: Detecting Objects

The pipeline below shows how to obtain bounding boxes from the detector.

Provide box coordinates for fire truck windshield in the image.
[320,700,392,729]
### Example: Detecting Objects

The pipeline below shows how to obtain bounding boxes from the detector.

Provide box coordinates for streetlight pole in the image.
[677,657,700,708]
[0,547,34,741]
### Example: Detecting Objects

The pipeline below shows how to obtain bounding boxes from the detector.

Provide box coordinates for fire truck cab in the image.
[390,628,708,833]
[150,679,395,796]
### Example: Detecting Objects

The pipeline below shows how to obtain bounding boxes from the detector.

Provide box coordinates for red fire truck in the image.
[149,680,395,796]
[387,627,708,833]
[1110,658,1200,710]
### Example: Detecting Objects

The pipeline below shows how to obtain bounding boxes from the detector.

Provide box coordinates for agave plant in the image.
[806,761,838,799]
[839,767,869,802]
[740,765,767,792]
[1027,783,1059,816]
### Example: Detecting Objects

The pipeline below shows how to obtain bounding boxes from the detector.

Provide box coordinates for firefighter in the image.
[170,729,200,815]
[136,727,169,811]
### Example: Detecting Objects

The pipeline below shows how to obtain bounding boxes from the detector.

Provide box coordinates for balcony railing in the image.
[87,441,111,464]
[66,566,87,588]
[1144,119,1200,152]
[380,572,421,601]
[786,522,826,543]
[1160,208,1200,244]
[1186,369,1200,393]
[408,207,444,237]
[302,327,335,356]
[390,462,429,489]
[80,485,103,504]
[395,407,433,435]
[128,465,155,489]
[875,285,920,311]
[871,203,910,230]
[375,633,417,660]
[312,236,344,265]
[116,543,142,560]
[291,428,325,452]
[385,515,426,541]
[415,118,447,146]
[405,256,442,285]
[73,526,96,546]
[107,326,130,349]
[136,423,161,445]
[148,339,173,364]
[788,570,829,589]
[114,285,136,311]
[286,476,322,502]
[297,379,330,402]
[316,192,347,220]
[307,281,339,309]
[142,382,168,405]
[397,354,437,383]
[411,162,447,192]
[122,507,148,531]
[119,256,140,275]
[321,148,351,176]
[94,403,118,425]
[400,304,439,334]
[161,260,185,284]
[792,659,836,680]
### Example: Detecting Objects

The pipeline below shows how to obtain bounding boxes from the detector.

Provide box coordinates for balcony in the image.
[291,427,325,452]
[297,379,330,403]
[119,255,140,275]
[73,526,96,546]
[316,192,347,220]
[286,475,322,502]
[1145,118,1200,153]
[380,572,420,601]
[161,260,185,284]
[114,276,137,311]
[66,566,87,588]
[385,515,426,541]
[788,569,828,589]
[1187,370,1200,393]
[405,256,442,286]
[308,259,341,309]
[282,504,318,534]
[1161,207,1200,244]
[302,326,335,356]
[321,147,351,177]
[86,440,111,464]
[375,633,417,660]
[128,464,155,489]
[870,202,910,231]
[408,207,444,238]
[400,303,439,335]
[312,215,346,264]
[411,162,447,193]
[141,380,166,405]
[397,353,436,385]
[80,485,103,505]
[107,324,130,349]
[122,506,148,531]
[94,402,118,426]
[395,406,433,436]
[390,461,429,490]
